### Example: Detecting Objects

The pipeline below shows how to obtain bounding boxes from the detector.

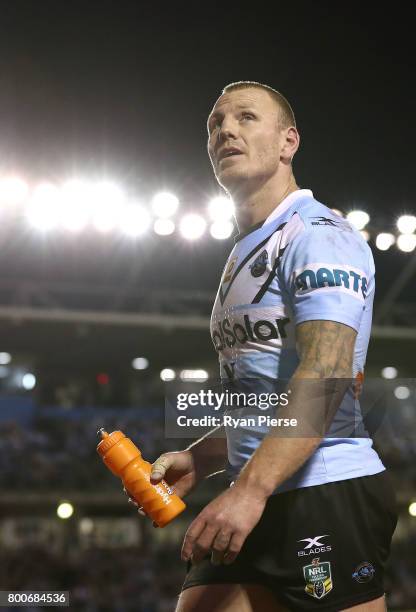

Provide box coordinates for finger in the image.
[210,531,232,566]
[222,532,246,565]
[150,454,172,482]
[190,526,219,564]
[127,497,139,508]
[181,519,206,561]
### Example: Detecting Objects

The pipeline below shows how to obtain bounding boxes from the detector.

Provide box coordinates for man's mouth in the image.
[218,149,243,163]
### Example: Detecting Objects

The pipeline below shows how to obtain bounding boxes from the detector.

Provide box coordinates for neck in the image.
[231,173,299,233]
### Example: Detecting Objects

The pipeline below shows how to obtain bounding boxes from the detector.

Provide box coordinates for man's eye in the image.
[241,113,254,121]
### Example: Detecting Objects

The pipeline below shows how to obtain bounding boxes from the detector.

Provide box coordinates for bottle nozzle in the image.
[97,428,109,439]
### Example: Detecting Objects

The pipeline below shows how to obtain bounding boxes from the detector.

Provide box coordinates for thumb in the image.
[150,454,172,482]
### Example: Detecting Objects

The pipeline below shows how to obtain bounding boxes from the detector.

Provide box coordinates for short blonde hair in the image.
[222,81,296,129]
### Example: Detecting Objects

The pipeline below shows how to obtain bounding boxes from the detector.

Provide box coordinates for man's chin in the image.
[216,168,248,191]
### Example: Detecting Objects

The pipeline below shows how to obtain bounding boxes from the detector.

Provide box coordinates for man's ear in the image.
[281,126,300,163]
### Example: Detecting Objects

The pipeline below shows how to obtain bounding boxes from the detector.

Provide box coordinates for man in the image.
[132,81,397,611]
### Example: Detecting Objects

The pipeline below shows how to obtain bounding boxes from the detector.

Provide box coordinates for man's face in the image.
[207,88,283,192]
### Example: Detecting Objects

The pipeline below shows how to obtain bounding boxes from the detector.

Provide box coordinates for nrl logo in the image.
[303,557,333,600]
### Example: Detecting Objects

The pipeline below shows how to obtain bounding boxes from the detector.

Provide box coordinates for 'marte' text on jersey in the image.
[210,189,384,493]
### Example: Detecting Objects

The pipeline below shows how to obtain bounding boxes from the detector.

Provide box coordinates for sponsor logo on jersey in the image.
[298,535,332,557]
[250,249,268,277]
[223,257,237,283]
[352,562,375,583]
[303,557,333,600]
[294,265,368,299]
[309,216,352,231]
[211,315,290,352]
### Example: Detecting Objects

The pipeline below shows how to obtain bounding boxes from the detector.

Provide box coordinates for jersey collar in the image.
[233,188,313,243]
[263,188,313,226]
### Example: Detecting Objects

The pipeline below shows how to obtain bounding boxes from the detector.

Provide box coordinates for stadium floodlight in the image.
[397,215,416,234]
[210,220,234,240]
[179,214,207,240]
[397,233,416,252]
[57,501,74,519]
[132,357,149,370]
[409,502,416,517]
[160,368,176,381]
[60,180,92,232]
[0,176,29,206]
[375,233,395,251]
[90,182,125,232]
[394,386,410,400]
[79,518,94,535]
[179,369,209,381]
[26,183,61,231]
[346,210,370,230]
[119,204,151,237]
[152,192,179,218]
[154,218,175,236]
[0,352,11,365]
[208,196,234,221]
[22,373,36,390]
[381,366,398,379]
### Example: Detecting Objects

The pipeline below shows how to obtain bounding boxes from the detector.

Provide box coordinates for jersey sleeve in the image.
[279,220,374,332]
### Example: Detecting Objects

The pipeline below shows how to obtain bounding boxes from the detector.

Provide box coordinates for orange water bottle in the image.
[97,428,186,527]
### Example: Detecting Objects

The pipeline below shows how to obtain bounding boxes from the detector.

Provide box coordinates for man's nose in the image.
[219,118,238,141]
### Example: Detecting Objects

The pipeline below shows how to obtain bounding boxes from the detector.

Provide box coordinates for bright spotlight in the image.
[160,368,176,381]
[57,501,74,519]
[409,502,416,517]
[179,214,207,240]
[26,183,61,231]
[0,352,11,365]
[179,369,209,381]
[346,210,370,230]
[152,192,179,218]
[60,180,94,232]
[132,357,149,370]
[375,233,395,251]
[397,215,416,234]
[381,367,398,379]
[397,234,416,252]
[0,177,29,205]
[394,386,410,400]
[208,196,234,221]
[91,182,125,232]
[210,220,234,240]
[154,218,175,236]
[22,373,36,390]
[119,204,151,237]
[79,518,94,535]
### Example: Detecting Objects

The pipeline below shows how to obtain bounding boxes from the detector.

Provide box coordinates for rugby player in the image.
[132,82,397,611]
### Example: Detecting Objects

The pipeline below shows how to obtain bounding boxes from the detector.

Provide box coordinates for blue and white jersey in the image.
[210,189,385,493]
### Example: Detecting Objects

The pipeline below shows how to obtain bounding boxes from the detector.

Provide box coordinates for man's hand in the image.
[181,483,267,566]
[124,450,199,524]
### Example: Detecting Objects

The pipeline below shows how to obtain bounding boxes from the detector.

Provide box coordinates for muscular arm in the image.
[233,320,357,499]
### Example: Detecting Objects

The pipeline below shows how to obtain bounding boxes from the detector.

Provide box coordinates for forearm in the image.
[234,321,355,500]
[186,426,228,478]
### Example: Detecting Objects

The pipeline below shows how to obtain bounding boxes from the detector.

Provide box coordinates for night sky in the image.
[0,1,415,302]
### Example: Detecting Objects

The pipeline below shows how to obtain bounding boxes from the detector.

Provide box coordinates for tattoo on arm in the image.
[295,320,357,378]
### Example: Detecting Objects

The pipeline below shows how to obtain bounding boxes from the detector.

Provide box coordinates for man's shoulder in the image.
[293,197,354,234]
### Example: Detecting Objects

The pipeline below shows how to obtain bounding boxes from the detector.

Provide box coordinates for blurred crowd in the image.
[0,544,185,612]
